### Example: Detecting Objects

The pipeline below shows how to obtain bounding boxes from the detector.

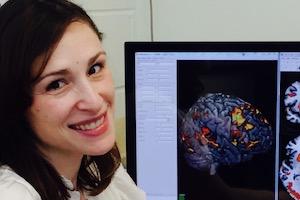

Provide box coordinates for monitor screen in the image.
[125,42,300,200]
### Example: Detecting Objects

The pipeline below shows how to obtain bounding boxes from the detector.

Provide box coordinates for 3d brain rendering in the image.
[179,93,273,175]
[280,136,300,200]
[284,81,300,124]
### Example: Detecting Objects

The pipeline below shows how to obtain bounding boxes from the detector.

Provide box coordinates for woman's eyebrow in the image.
[35,51,106,84]
[35,69,70,84]
[88,50,106,66]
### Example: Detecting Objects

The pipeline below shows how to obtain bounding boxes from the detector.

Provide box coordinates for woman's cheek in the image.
[35,97,74,121]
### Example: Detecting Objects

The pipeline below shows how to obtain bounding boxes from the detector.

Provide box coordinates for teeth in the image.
[72,117,104,131]
[90,122,97,129]
[96,120,101,127]
[84,124,91,130]
[99,116,104,125]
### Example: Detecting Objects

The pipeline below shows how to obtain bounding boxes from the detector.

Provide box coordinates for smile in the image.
[71,116,104,131]
[68,112,109,137]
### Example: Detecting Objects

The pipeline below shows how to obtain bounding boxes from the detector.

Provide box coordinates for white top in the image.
[0,165,146,200]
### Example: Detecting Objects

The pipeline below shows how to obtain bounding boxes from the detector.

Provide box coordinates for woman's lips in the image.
[68,113,109,137]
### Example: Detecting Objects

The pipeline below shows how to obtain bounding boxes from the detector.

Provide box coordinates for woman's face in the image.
[27,22,115,157]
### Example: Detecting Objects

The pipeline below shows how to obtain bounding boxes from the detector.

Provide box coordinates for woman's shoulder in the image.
[93,164,146,200]
[0,166,41,200]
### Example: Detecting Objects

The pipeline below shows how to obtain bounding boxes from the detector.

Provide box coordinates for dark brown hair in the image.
[0,0,120,199]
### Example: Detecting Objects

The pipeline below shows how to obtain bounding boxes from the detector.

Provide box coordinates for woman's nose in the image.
[74,80,103,113]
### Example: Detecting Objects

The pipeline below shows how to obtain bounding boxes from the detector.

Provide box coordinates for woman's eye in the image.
[88,63,102,76]
[46,80,66,91]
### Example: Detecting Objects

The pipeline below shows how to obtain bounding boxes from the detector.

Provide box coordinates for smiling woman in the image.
[28,22,117,158]
[0,0,145,200]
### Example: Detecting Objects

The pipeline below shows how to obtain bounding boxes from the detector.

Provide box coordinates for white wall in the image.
[152,0,300,41]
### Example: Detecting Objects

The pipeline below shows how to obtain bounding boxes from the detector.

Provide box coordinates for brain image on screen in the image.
[179,93,273,175]
[280,136,300,200]
[284,81,300,124]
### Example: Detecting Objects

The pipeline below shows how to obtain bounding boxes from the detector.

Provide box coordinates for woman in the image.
[0,0,145,199]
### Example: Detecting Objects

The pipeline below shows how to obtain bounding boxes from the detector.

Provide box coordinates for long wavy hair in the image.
[0,0,120,199]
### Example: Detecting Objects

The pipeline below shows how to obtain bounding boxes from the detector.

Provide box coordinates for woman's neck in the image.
[39,145,83,187]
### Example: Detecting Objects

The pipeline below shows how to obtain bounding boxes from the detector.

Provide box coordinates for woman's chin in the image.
[85,133,116,156]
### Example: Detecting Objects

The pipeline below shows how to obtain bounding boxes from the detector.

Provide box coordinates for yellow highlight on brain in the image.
[231,107,245,126]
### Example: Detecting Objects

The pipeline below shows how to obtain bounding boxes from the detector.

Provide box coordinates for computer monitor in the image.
[125,42,300,200]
